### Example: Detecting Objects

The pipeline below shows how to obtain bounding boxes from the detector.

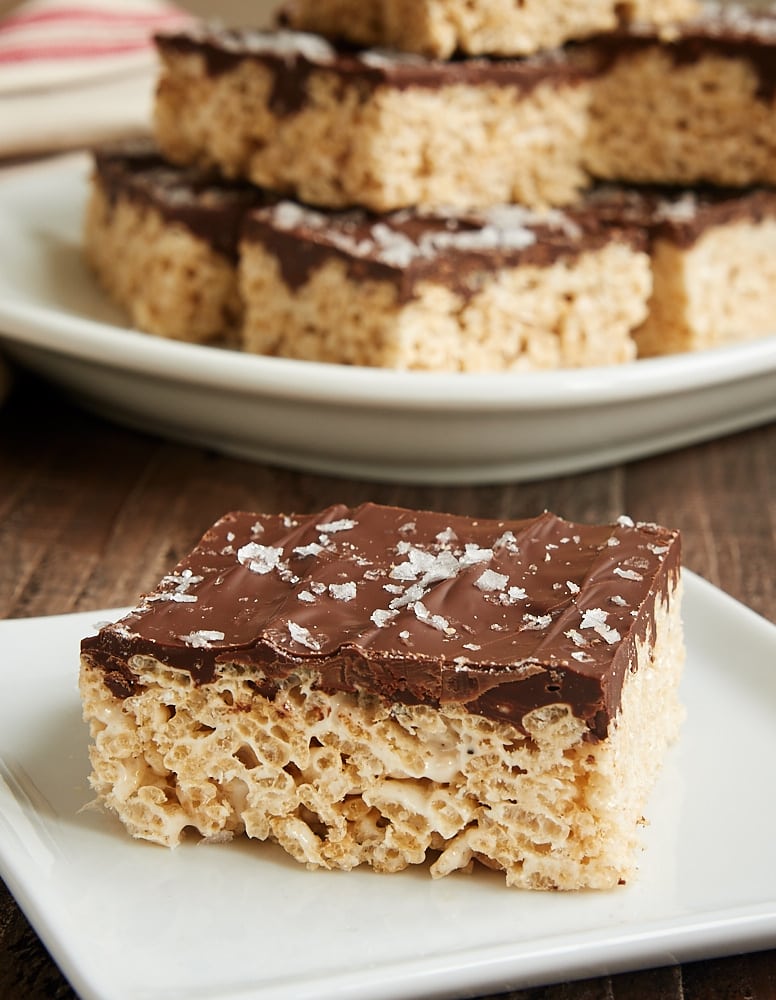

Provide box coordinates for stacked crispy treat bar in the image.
[84,1,776,365]
[81,503,685,890]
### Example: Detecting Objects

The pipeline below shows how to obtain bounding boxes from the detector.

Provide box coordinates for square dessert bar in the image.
[80,504,684,890]
[153,27,594,212]
[239,200,651,370]
[278,0,699,59]
[84,139,269,343]
[583,2,776,190]
[588,184,776,356]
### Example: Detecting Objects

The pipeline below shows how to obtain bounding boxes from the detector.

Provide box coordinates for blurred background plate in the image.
[0,154,775,485]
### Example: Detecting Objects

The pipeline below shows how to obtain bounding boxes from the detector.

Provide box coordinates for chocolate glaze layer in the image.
[589,1,776,100]
[81,504,681,740]
[92,138,271,261]
[242,201,646,303]
[584,184,776,249]
[154,26,593,116]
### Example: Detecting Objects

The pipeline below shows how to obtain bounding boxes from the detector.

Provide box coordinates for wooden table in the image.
[1,371,774,1000]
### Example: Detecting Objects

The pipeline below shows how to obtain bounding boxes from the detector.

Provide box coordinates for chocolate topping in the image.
[584,184,776,249]
[242,201,645,302]
[154,26,592,116]
[81,504,681,740]
[92,138,271,260]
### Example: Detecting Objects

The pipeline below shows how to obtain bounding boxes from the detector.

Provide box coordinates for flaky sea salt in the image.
[460,544,493,566]
[287,621,320,650]
[237,542,284,574]
[522,613,552,630]
[500,586,527,605]
[329,581,357,602]
[316,518,357,534]
[579,608,621,645]
[493,530,520,553]
[293,542,324,558]
[179,630,225,648]
[150,591,198,603]
[565,628,587,647]
[475,569,509,592]
[371,609,397,628]
[413,601,451,633]
[614,567,643,582]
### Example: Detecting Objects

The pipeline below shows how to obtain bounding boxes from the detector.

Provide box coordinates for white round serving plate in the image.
[1,154,775,484]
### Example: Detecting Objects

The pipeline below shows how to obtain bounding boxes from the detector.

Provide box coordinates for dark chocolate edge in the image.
[80,506,682,741]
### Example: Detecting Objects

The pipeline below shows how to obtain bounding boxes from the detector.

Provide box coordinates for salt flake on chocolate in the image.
[329,581,357,602]
[571,651,592,663]
[413,601,451,633]
[500,585,527,605]
[152,569,204,602]
[237,542,285,575]
[580,608,621,645]
[493,530,519,553]
[614,567,643,582]
[151,591,198,604]
[522,613,552,630]
[316,518,357,534]
[475,569,509,592]
[293,542,324,558]
[461,544,493,566]
[287,621,320,650]
[371,609,397,628]
[179,629,225,648]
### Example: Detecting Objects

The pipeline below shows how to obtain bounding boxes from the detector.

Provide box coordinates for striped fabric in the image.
[0,0,191,93]
[0,0,193,155]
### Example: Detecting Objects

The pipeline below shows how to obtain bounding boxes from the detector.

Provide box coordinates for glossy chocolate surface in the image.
[81,504,681,739]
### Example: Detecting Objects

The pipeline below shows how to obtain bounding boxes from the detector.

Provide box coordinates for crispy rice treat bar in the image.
[239,201,651,371]
[84,145,774,361]
[80,503,684,891]
[583,3,776,190]
[153,27,593,212]
[277,0,699,59]
[84,139,269,344]
[588,185,776,356]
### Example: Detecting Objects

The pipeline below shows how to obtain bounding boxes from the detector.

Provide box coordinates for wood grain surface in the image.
[1,372,774,999]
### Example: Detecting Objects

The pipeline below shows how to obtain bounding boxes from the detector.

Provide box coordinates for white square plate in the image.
[1,571,775,1000]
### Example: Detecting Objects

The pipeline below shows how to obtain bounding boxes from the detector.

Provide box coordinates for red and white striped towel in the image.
[0,0,192,156]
